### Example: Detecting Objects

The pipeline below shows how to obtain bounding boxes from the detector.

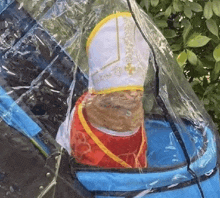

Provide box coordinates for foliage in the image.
[137,0,220,130]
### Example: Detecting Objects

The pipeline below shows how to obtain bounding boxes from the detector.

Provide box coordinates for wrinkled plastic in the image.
[0,0,220,198]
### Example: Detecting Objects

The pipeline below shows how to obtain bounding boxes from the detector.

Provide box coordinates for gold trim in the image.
[135,124,147,168]
[78,101,132,168]
[92,86,143,95]
[86,12,132,52]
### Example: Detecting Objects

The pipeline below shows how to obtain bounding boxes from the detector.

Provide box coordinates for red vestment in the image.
[70,93,147,168]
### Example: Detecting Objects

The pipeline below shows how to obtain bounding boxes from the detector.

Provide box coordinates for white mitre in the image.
[87,12,151,94]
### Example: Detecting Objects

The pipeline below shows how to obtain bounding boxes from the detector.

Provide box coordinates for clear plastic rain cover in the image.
[0,0,220,197]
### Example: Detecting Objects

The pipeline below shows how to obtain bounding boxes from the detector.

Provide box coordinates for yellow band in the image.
[86,12,132,53]
[78,101,132,168]
[92,86,144,95]
[30,138,48,158]
[135,124,147,168]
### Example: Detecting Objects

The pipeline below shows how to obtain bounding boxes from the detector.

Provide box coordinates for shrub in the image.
[137,0,220,130]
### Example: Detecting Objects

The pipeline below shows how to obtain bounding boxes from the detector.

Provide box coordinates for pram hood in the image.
[0,0,219,197]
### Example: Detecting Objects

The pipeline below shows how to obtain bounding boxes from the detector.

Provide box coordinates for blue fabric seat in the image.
[76,120,219,198]
[95,170,220,198]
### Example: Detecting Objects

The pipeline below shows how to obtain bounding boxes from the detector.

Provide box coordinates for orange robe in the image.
[70,93,147,168]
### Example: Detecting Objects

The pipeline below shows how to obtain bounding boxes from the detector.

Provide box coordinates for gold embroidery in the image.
[124,17,136,75]
[113,66,122,76]
[92,66,122,85]
[125,63,136,75]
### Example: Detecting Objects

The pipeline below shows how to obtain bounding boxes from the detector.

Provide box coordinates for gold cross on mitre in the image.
[125,63,135,75]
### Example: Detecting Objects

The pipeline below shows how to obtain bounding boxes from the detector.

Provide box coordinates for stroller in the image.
[0,0,220,197]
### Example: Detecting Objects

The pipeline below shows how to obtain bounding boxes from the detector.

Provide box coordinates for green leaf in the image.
[173,15,181,28]
[154,19,168,28]
[151,0,159,7]
[213,94,220,101]
[191,81,204,96]
[177,50,187,67]
[205,54,216,63]
[203,98,210,105]
[209,32,220,44]
[171,43,182,52]
[203,76,208,88]
[171,6,176,14]
[196,59,208,76]
[173,1,183,12]
[184,5,192,19]
[144,0,150,11]
[186,33,211,48]
[212,0,220,17]
[139,1,145,8]
[203,84,216,96]
[163,29,177,38]
[182,20,192,45]
[190,2,203,12]
[210,97,219,106]
[187,49,197,65]
[164,5,172,18]
[213,61,220,80]
[204,2,213,19]
[201,57,215,69]
[206,19,219,37]
[154,12,165,18]
[213,44,220,62]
